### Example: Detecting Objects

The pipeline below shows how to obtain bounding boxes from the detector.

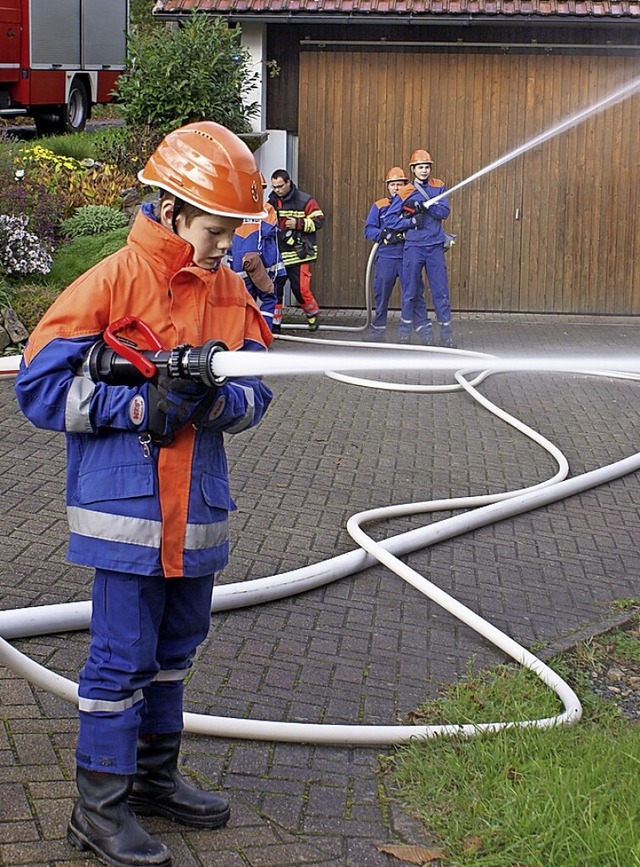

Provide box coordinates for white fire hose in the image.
[1,344,639,743]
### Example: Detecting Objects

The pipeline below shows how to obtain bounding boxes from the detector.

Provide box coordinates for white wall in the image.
[239,21,267,133]
[238,23,301,188]
[255,130,299,188]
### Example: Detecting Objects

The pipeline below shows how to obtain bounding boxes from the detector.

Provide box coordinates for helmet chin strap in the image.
[171,196,184,234]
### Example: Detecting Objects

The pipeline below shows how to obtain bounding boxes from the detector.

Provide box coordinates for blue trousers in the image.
[76,568,215,775]
[400,245,451,337]
[248,283,276,330]
[371,256,403,331]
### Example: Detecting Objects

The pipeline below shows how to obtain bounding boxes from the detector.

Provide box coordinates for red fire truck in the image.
[0,0,128,134]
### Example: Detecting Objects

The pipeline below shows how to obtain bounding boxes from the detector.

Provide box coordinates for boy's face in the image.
[412,162,432,182]
[161,202,242,271]
[413,163,431,181]
[176,212,242,271]
[387,180,404,197]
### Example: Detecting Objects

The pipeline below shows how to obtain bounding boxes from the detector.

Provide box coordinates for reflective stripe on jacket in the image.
[15,211,273,578]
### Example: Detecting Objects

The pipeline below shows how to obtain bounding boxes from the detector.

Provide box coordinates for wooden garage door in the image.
[298,51,640,314]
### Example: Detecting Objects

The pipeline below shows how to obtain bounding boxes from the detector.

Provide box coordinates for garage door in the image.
[299,51,640,314]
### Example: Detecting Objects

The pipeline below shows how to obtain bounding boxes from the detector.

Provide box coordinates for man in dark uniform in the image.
[268,169,324,331]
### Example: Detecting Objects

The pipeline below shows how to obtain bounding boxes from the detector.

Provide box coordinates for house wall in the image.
[239,21,268,132]
[265,22,640,314]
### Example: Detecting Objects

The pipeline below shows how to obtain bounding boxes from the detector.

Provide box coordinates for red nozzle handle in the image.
[103,316,167,380]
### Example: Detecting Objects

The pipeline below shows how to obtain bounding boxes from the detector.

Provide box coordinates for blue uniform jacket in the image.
[231,211,286,289]
[384,179,451,247]
[364,197,404,260]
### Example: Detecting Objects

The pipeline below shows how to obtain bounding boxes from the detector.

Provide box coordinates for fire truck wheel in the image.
[62,78,89,134]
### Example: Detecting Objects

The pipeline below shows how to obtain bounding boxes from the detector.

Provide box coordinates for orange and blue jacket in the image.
[364,196,405,260]
[385,179,450,248]
[231,202,286,287]
[15,210,273,579]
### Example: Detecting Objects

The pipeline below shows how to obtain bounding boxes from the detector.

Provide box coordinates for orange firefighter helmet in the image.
[385,166,409,184]
[409,149,434,168]
[138,121,267,220]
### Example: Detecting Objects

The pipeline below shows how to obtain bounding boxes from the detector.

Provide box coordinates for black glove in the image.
[414,199,432,213]
[381,229,405,245]
[146,371,217,445]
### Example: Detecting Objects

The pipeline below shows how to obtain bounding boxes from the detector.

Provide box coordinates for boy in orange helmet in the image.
[15,122,273,867]
[363,166,409,341]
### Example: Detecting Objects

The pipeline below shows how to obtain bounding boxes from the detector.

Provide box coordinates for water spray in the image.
[425,72,640,210]
[209,346,640,381]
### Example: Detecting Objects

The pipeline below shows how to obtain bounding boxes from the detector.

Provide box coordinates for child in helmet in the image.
[363,166,409,341]
[15,122,274,867]
[229,174,285,332]
[384,149,455,347]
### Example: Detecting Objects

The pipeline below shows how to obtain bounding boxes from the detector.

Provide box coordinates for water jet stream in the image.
[210,346,640,381]
[426,73,640,209]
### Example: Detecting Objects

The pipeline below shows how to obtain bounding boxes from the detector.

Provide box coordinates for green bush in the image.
[32,131,101,162]
[130,0,159,34]
[114,12,258,135]
[0,141,64,244]
[61,205,129,238]
[16,143,138,221]
[10,228,129,331]
[46,228,129,290]
[94,124,163,178]
[0,276,16,309]
[11,282,61,333]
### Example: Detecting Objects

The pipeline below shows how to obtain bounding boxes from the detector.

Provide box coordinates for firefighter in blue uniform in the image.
[385,149,455,347]
[363,166,409,341]
[230,175,285,332]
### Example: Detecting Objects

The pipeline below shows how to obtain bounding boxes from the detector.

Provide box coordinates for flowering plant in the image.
[0,214,53,276]
[16,144,137,219]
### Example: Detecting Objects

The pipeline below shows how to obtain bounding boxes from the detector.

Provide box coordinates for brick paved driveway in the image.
[1,312,639,866]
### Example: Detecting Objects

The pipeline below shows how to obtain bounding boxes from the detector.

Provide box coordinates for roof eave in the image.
[154,10,640,26]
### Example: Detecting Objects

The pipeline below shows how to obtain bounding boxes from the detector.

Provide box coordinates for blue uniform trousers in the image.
[400,244,451,337]
[76,568,215,775]
[371,256,403,332]
[247,283,276,330]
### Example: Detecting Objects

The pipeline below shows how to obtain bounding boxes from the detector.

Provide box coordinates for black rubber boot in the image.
[67,767,172,867]
[128,732,230,829]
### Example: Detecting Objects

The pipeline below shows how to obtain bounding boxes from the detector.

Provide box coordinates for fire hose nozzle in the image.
[175,340,229,387]
[85,338,229,389]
